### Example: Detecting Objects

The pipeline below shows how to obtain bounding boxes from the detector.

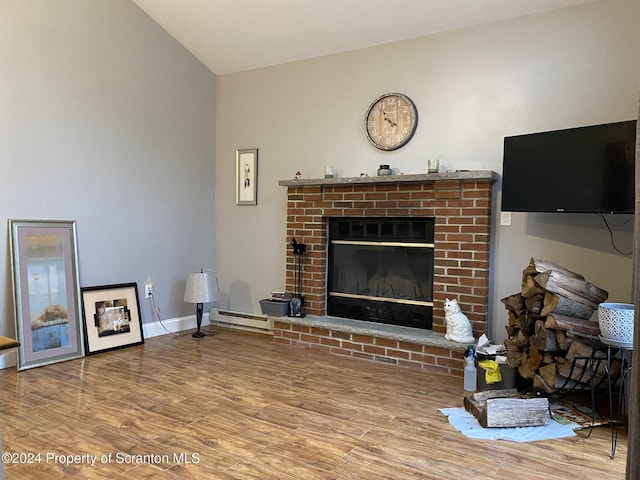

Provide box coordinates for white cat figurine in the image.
[443,298,476,344]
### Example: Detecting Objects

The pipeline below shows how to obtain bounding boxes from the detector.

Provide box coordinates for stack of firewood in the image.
[501,258,618,392]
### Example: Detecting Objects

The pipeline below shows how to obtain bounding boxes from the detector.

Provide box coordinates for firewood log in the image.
[531,320,559,352]
[565,339,601,363]
[501,292,526,315]
[464,394,550,428]
[503,338,523,367]
[505,325,519,337]
[518,351,536,380]
[539,362,557,387]
[514,329,530,348]
[525,294,545,315]
[540,292,595,319]
[518,348,542,380]
[471,388,520,402]
[545,313,600,337]
[533,373,555,393]
[555,329,568,351]
[515,312,537,335]
[529,347,543,370]
[524,257,585,280]
[521,273,546,298]
[533,270,608,309]
[563,340,608,384]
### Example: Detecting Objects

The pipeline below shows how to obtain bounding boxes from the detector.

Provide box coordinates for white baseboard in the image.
[0,350,17,369]
[142,312,212,339]
[209,308,273,334]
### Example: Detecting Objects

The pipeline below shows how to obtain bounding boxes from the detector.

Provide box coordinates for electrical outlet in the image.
[500,211,512,226]
[145,281,153,298]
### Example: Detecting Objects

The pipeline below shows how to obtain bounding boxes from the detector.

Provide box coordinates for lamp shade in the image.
[184,270,220,304]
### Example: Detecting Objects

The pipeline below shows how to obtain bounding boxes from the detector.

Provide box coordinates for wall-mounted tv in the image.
[501,120,637,214]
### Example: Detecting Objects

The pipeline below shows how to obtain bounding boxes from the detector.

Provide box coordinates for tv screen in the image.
[501,120,637,213]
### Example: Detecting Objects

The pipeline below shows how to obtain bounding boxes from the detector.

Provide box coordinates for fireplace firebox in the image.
[327,217,434,329]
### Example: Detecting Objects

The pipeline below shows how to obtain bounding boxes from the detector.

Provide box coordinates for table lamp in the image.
[184,269,220,338]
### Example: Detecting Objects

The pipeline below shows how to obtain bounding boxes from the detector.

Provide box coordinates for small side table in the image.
[600,335,633,459]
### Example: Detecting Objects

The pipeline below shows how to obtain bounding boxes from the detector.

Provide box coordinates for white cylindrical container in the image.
[464,357,477,391]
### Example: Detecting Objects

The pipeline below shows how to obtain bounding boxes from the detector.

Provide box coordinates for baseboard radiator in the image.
[209,309,273,335]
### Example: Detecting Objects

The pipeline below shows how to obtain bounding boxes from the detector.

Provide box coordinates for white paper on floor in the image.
[439,407,577,442]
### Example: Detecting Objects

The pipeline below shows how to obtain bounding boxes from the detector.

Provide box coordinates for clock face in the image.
[365,93,418,151]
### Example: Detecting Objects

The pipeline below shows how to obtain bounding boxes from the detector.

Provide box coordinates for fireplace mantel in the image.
[278,170,496,187]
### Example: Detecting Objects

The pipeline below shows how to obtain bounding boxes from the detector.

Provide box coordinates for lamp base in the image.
[192,330,205,338]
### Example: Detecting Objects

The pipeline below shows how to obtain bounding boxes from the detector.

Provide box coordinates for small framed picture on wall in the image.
[236,148,258,205]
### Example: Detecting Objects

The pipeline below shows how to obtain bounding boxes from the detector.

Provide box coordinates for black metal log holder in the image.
[289,238,306,317]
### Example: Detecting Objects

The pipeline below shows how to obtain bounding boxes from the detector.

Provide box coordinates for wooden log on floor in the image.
[470,388,520,402]
[533,270,608,309]
[464,395,550,428]
[545,313,601,337]
[540,291,595,319]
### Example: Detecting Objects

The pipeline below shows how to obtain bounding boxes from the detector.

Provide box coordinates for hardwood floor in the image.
[0,328,627,479]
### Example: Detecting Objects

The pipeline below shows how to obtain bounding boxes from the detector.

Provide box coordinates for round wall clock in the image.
[365,93,418,151]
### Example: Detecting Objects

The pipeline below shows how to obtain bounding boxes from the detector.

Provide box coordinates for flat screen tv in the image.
[501,120,637,213]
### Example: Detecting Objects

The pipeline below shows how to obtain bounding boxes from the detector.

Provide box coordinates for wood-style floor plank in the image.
[0,328,627,479]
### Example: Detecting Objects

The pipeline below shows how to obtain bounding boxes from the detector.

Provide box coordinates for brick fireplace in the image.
[274,171,496,376]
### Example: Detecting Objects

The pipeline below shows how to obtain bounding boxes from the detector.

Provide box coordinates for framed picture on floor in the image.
[8,219,85,370]
[81,283,144,355]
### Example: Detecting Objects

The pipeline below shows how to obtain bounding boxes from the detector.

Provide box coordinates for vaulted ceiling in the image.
[132,0,596,75]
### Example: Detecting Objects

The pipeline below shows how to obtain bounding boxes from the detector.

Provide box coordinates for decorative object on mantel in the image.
[427,158,440,173]
[324,166,334,178]
[365,93,418,151]
[443,298,476,344]
[294,170,302,179]
[377,164,392,176]
[289,238,306,318]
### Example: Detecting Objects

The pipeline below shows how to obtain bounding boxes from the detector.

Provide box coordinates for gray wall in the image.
[215,0,640,342]
[1,0,217,347]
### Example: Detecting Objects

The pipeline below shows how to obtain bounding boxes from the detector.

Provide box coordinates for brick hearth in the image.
[275,172,496,376]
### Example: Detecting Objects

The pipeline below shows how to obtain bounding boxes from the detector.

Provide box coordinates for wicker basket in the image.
[598,303,634,344]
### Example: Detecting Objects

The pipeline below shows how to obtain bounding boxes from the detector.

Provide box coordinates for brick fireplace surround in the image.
[275,171,496,377]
